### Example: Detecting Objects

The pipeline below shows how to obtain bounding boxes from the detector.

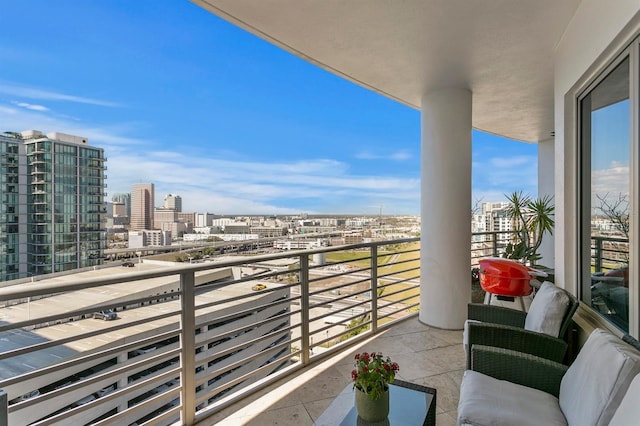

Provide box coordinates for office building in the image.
[163,193,182,212]
[130,183,154,231]
[0,130,105,280]
[111,193,131,217]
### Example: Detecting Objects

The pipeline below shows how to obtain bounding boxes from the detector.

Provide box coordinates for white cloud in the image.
[0,82,120,107]
[14,101,49,111]
[105,151,420,214]
[356,149,413,161]
[592,161,629,198]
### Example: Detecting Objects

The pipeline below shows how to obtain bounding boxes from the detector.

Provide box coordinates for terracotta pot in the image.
[355,386,389,422]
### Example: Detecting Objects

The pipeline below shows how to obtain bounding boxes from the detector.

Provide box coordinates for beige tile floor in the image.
[198,317,466,425]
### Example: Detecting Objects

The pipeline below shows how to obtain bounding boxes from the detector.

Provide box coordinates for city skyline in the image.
[1,1,538,215]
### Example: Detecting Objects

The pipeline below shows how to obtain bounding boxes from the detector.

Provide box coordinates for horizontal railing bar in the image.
[309,299,371,324]
[379,293,417,309]
[377,269,420,282]
[379,286,418,300]
[307,265,372,283]
[311,319,374,348]
[306,280,365,298]
[309,285,369,305]
[194,284,296,311]
[378,305,419,321]
[379,257,419,268]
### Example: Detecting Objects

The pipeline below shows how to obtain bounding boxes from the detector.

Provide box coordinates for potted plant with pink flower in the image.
[351,351,399,421]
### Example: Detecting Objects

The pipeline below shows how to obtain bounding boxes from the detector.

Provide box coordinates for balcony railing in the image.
[1,230,612,425]
[0,238,421,425]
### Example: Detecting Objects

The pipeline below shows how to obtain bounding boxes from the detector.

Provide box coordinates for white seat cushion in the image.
[559,329,640,426]
[609,373,640,426]
[524,281,570,337]
[458,370,567,426]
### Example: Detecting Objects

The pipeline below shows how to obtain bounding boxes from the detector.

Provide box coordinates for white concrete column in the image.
[537,137,555,268]
[420,88,472,329]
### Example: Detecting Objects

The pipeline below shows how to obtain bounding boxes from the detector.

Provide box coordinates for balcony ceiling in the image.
[192,0,581,143]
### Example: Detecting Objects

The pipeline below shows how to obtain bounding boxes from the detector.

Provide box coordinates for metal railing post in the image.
[594,237,603,272]
[371,244,378,334]
[180,271,196,425]
[0,390,6,426]
[492,232,499,257]
[300,254,311,364]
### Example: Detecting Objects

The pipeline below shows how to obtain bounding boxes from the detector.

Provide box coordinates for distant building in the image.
[154,208,178,230]
[163,193,182,212]
[225,222,250,234]
[195,213,216,227]
[344,233,363,244]
[128,230,171,248]
[0,130,106,280]
[250,226,288,238]
[111,193,131,217]
[130,183,154,231]
[177,212,195,227]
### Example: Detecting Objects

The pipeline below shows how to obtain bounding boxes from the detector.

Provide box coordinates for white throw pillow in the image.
[559,329,640,426]
[524,281,570,337]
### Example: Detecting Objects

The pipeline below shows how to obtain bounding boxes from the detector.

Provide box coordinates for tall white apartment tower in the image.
[163,193,182,212]
[130,183,155,231]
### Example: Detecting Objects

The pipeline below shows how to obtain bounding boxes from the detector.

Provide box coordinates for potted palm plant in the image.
[502,191,555,269]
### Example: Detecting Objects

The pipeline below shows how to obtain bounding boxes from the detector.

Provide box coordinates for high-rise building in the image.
[130,183,154,231]
[0,130,106,280]
[163,193,182,212]
[111,192,131,217]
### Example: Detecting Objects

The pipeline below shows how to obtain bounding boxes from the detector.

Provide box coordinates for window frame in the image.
[576,38,640,337]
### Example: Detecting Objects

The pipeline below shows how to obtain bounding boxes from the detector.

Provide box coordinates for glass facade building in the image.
[0,130,106,280]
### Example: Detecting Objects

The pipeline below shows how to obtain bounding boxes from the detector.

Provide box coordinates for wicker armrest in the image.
[466,322,568,368]
[467,303,527,328]
[471,345,568,397]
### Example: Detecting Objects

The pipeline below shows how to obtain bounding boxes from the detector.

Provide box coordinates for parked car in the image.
[96,384,116,398]
[73,394,96,407]
[122,261,135,267]
[10,390,40,404]
[93,310,117,321]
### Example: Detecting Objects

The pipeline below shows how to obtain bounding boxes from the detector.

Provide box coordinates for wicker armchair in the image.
[458,329,640,426]
[464,281,579,368]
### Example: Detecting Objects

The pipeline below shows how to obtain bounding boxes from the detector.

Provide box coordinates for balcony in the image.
[0,234,527,425]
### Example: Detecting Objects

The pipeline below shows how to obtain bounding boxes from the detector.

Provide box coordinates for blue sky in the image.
[0,1,538,215]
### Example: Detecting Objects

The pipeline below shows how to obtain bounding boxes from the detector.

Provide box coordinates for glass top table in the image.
[315,379,436,425]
